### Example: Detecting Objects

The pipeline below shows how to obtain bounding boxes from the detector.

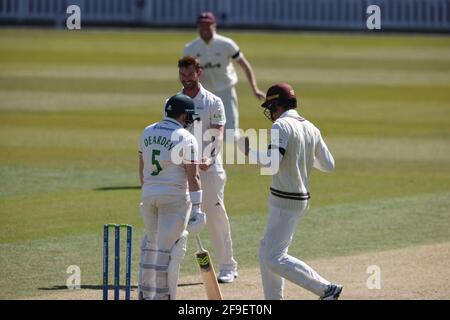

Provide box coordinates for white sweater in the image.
[255,109,335,211]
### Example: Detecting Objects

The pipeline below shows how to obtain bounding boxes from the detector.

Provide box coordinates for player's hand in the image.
[186,205,206,234]
[199,157,212,171]
[237,136,250,156]
[253,88,266,101]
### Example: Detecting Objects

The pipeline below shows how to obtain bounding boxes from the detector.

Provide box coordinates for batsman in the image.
[137,94,204,300]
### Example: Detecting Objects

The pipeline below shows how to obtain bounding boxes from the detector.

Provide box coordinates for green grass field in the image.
[0,29,449,299]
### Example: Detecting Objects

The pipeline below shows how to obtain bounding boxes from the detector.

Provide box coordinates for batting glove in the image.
[187,205,206,235]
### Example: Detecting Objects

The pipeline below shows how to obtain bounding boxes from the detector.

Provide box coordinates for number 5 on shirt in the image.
[151,149,162,176]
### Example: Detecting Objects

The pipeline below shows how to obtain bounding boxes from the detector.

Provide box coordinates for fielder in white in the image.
[183,11,265,140]
[177,56,238,283]
[240,83,343,300]
[138,93,204,300]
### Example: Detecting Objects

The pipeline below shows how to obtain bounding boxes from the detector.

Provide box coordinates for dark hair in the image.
[178,56,202,70]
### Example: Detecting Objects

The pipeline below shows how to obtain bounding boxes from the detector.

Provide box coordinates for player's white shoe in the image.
[320,284,343,300]
[217,269,238,283]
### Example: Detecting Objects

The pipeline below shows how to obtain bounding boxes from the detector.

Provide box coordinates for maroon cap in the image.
[261,83,297,108]
[197,11,216,24]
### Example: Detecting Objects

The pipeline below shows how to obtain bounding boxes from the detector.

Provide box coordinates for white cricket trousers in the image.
[214,87,239,141]
[140,194,190,254]
[139,194,191,300]
[200,170,237,272]
[259,202,330,300]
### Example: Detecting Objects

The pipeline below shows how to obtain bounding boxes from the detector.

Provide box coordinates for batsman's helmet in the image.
[165,93,199,127]
[261,83,297,122]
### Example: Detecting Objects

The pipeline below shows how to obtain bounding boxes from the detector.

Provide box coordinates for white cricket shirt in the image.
[268,109,335,210]
[139,117,198,198]
[183,33,241,92]
[181,84,226,173]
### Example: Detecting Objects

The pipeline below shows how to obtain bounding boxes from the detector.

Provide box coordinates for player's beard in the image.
[182,80,198,91]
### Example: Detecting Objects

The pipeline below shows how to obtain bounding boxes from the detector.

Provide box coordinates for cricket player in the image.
[183,11,265,140]
[138,93,204,300]
[177,55,238,283]
[240,83,343,300]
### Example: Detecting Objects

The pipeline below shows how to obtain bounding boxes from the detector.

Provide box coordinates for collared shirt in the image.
[268,109,335,210]
[182,84,226,173]
[139,117,199,197]
[183,33,242,92]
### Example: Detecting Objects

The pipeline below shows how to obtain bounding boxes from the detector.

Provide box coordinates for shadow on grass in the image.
[93,186,141,191]
[39,282,202,291]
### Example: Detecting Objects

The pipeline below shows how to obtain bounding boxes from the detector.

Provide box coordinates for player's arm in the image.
[139,154,144,187]
[185,137,206,234]
[186,162,206,234]
[235,56,265,100]
[239,122,287,171]
[200,97,226,171]
[313,134,335,172]
[138,133,144,187]
[186,162,201,192]
[240,136,284,168]
[210,123,224,154]
[183,135,202,194]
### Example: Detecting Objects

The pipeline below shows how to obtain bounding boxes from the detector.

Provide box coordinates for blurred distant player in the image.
[138,93,204,300]
[177,55,238,283]
[240,83,343,300]
[183,11,265,140]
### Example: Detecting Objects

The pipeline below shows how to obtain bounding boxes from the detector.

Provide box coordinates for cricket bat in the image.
[195,235,223,300]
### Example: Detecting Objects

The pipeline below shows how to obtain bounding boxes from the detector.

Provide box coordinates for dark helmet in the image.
[165,93,199,127]
[261,83,297,122]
